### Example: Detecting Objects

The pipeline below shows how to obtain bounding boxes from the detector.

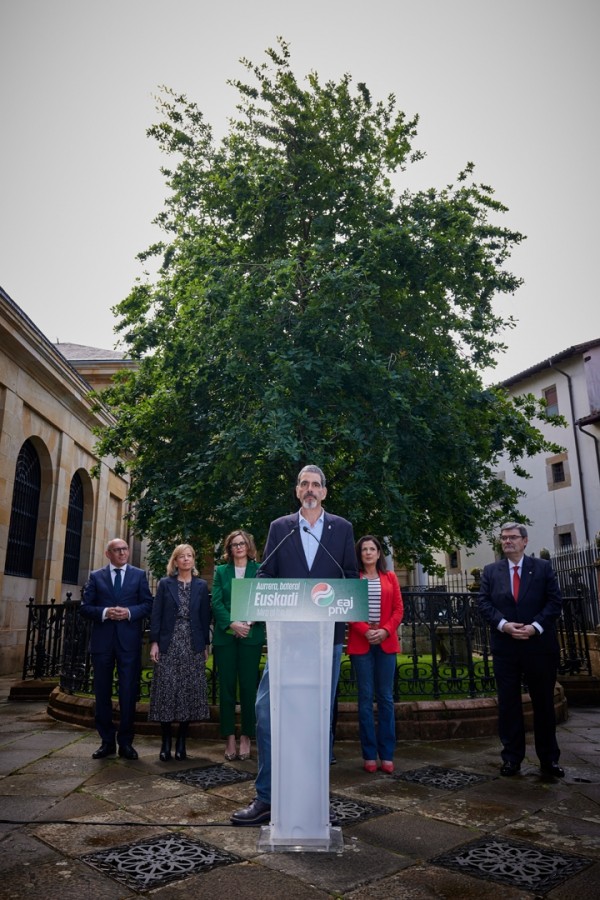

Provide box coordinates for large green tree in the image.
[95,40,561,573]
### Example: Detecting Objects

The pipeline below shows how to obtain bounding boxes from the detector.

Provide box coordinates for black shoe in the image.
[230,797,271,826]
[118,744,139,760]
[92,742,116,759]
[540,762,565,780]
[160,724,172,761]
[175,723,188,760]
[500,761,521,776]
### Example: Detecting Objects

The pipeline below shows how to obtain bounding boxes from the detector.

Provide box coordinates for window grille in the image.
[552,461,565,484]
[62,472,84,584]
[5,439,41,577]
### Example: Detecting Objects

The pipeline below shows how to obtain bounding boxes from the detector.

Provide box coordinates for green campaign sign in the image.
[231,578,368,623]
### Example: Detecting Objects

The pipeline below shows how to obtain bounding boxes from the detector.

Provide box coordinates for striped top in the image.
[367,576,381,624]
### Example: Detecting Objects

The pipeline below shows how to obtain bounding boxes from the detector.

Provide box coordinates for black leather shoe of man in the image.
[540,762,565,780]
[500,761,521,776]
[230,798,271,826]
[92,742,116,759]
[118,745,139,760]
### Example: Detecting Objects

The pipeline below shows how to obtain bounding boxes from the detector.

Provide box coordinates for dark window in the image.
[552,461,565,484]
[544,385,559,416]
[62,472,84,584]
[448,549,459,569]
[558,532,572,548]
[5,440,41,577]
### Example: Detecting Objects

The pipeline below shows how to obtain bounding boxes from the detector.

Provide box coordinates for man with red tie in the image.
[478,523,564,780]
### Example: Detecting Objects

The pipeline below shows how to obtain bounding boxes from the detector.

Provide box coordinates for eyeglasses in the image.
[500,535,524,542]
[111,547,129,553]
[231,541,247,549]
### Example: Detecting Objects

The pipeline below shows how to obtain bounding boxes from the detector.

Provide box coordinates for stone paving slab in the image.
[0,829,62,873]
[566,781,600,806]
[259,835,411,895]
[30,810,165,856]
[82,760,164,786]
[6,755,107,778]
[346,808,481,859]
[0,730,80,752]
[149,860,332,898]
[206,778,259,803]
[126,792,237,827]
[33,791,117,824]
[0,856,137,900]
[547,860,600,899]
[552,790,600,824]
[0,794,61,824]
[186,822,271,859]
[343,862,540,898]
[499,808,600,858]
[81,773,197,806]
[0,748,71,776]
[334,774,447,811]
[0,773,84,797]
[413,786,563,832]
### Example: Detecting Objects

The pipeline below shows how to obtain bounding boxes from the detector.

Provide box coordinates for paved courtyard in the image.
[1,674,599,898]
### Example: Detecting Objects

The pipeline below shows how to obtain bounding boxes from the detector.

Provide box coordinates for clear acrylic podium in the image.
[231,577,367,853]
[258,619,340,852]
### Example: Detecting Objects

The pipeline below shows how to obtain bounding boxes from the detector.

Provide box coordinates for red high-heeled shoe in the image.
[380,761,394,774]
[363,760,377,773]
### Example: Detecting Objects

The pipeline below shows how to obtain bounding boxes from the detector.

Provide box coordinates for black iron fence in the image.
[21,594,75,680]
[20,589,594,704]
[550,541,599,629]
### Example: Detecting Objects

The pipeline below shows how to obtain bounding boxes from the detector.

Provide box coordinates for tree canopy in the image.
[95,39,562,574]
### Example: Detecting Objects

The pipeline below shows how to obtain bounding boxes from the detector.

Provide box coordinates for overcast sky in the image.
[1,0,597,383]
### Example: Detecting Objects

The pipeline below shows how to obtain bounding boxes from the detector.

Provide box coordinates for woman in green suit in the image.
[211,529,265,761]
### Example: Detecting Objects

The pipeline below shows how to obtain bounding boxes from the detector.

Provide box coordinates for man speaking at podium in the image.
[231,464,358,825]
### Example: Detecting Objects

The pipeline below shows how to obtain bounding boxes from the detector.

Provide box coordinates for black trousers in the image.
[492,648,560,766]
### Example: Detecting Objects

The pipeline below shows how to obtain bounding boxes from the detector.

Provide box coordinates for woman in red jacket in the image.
[348,535,404,774]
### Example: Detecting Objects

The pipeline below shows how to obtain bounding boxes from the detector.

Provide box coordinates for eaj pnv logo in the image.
[311,582,335,607]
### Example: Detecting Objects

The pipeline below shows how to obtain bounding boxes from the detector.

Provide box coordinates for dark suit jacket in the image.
[211,560,265,647]
[149,575,211,654]
[80,564,153,654]
[258,511,358,643]
[477,555,563,656]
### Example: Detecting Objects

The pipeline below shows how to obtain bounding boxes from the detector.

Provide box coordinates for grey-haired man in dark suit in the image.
[478,522,564,779]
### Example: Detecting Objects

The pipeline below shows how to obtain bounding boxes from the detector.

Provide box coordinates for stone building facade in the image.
[0,285,139,675]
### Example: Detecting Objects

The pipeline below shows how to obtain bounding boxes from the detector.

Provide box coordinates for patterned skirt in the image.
[149,610,209,723]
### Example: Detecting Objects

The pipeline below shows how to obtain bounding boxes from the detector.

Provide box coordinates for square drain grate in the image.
[329,792,393,826]
[162,762,255,790]
[431,835,592,892]
[395,765,490,791]
[82,833,242,890]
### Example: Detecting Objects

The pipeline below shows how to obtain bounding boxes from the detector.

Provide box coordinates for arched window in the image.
[5,439,41,577]
[62,472,84,584]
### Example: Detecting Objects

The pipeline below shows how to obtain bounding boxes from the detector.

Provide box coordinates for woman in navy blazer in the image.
[348,535,403,774]
[149,544,211,761]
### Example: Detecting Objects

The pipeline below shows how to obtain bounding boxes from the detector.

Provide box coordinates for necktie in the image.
[113,568,122,599]
[512,566,520,602]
